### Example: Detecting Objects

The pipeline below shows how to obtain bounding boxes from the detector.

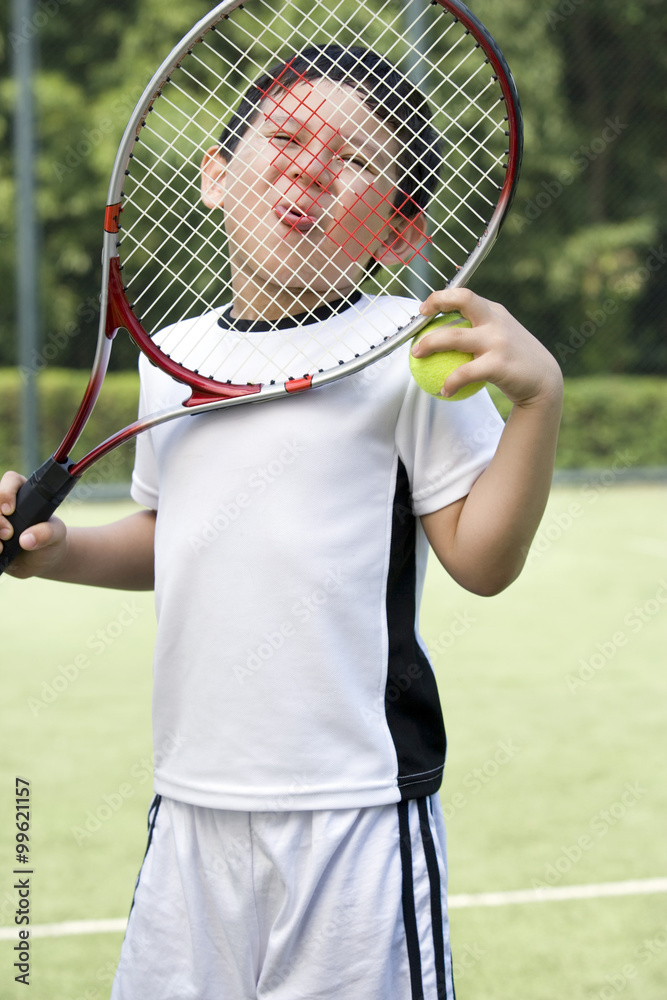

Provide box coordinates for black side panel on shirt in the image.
[385,460,447,799]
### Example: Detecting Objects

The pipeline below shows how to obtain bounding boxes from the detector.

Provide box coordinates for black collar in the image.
[217,291,363,333]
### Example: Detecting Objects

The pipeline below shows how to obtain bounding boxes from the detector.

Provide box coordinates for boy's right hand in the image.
[0,471,68,579]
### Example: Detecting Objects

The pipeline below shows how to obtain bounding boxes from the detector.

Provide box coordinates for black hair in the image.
[217,44,441,221]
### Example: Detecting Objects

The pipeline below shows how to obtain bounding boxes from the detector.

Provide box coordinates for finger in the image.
[441,358,489,398]
[0,517,63,557]
[20,518,65,552]
[411,323,482,358]
[419,287,487,323]
[0,471,27,517]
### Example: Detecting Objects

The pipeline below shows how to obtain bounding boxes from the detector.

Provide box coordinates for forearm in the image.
[23,511,155,590]
[423,385,563,595]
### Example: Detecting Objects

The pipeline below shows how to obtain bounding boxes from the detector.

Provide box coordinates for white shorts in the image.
[111,795,455,1000]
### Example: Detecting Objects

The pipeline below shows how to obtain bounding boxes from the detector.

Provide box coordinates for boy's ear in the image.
[201,146,227,209]
[372,211,429,267]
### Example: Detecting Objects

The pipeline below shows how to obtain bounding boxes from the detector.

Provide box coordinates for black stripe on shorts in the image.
[127,794,162,922]
[398,800,424,998]
[398,799,455,1000]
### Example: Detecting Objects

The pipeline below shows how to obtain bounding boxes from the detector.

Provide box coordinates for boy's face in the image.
[201,77,426,319]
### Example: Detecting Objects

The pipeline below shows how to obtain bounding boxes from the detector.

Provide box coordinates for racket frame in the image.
[0,0,523,576]
[64,0,523,477]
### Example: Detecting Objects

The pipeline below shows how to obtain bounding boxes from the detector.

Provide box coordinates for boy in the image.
[0,45,563,1000]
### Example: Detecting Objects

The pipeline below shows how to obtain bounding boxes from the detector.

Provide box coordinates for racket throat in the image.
[28,455,79,498]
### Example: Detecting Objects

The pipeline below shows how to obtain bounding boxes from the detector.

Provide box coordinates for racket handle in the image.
[0,457,78,577]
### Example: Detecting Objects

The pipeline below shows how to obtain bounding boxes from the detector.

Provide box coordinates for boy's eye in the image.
[267,134,377,175]
[269,132,301,148]
[341,153,373,172]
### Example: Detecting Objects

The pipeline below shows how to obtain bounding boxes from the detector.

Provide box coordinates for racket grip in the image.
[0,457,78,577]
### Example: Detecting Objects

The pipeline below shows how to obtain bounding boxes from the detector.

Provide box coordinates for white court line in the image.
[449,876,667,909]
[1,878,666,941]
[0,917,127,941]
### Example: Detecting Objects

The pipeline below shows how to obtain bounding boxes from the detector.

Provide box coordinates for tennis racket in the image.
[0,0,522,575]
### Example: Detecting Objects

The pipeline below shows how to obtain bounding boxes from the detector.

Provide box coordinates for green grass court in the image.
[1,483,666,999]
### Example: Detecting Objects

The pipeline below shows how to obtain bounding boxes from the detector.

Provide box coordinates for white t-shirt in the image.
[131,294,505,811]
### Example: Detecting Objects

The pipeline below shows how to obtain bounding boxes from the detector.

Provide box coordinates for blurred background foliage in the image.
[0,0,665,377]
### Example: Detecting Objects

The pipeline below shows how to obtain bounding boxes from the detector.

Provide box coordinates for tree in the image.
[0,0,665,375]
[471,0,667,374]
[0,0,210,371]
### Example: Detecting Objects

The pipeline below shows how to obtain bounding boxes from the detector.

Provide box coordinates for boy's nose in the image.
[283,139,340,194]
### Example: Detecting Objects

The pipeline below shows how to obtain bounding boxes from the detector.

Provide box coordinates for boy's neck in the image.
[219,290,363,332]
[227,265,363,323]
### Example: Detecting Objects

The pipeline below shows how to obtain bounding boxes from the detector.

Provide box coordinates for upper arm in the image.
[420,496,466,578]
[420,490,520,597]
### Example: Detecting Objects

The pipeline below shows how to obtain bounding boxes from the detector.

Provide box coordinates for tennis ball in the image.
[409,311,486,401]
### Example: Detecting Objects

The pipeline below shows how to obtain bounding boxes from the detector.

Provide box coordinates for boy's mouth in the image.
[274,202,319,234]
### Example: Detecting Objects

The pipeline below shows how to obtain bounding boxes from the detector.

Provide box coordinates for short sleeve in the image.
[395,379,505,517]
[130,359,160,510]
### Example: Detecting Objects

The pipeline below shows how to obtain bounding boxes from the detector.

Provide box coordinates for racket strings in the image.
[122,130,228,325]
[117,0,516,384]
[130,110,492,312]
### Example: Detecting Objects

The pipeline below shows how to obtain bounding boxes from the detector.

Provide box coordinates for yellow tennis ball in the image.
[409,312,486,401]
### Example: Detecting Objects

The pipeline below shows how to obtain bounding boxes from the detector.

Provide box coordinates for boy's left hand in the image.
[413,288,563,407]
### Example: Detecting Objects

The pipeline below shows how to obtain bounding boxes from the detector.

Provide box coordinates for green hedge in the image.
[489,375,667,470]
[1,370,666,484]
[0,369,140,485]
